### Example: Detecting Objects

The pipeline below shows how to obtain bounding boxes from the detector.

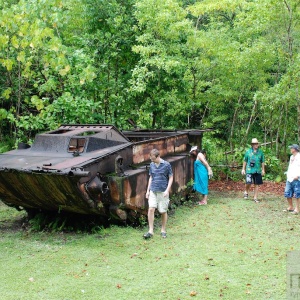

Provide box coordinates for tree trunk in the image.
[296,85,300,144]
[283,0,293,61]
[17,61,21,118]
[104,64,110,123]
[229,94,242,152]
[298,103,300,145]
[199,104,208,128]
[243,98,257,144]
[275,105,284,156]
[282,101,288,160]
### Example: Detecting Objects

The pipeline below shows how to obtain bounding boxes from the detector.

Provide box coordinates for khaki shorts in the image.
[148,191,169,213]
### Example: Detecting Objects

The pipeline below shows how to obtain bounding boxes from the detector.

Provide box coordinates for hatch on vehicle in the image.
[30,125,130,153]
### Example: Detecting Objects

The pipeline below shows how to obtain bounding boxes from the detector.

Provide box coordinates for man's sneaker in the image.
[254,199,260,203]
[143,232,153,239]
[283,208,294,212]
[161,232,167,238]
[243,192,248,199]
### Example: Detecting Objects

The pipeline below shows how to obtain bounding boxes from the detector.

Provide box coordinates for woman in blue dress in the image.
[190,147,213,205]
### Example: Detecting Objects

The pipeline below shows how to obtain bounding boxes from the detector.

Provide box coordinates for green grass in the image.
[0,191,297,300]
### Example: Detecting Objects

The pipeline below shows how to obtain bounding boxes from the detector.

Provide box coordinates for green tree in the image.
[130,0,195,128]
[82,0,139,128]
[0,0,96,141]
[187,0,278,150]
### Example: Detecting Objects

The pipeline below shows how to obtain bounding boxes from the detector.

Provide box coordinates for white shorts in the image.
[148,191,169,213]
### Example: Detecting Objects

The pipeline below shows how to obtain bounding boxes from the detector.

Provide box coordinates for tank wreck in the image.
[0,124,209,222]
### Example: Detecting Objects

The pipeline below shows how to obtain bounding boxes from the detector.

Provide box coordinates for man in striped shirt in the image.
[143,149,173,239]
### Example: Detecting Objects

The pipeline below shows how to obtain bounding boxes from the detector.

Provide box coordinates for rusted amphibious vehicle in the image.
[0,124,208,222]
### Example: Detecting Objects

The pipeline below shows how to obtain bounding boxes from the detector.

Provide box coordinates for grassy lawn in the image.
[0,191,297,300]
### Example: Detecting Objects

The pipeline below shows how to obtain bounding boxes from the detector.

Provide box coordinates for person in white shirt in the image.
[284,144,300,214]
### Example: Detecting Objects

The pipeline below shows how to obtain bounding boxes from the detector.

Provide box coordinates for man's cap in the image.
[251,138,259,144]
[288,144,300,151]
[190,146,198,153]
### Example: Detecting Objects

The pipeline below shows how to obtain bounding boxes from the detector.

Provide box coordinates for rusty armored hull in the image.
[0,124,205,221]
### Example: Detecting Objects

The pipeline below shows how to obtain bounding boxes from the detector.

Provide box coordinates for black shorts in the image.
[246,173,263,185]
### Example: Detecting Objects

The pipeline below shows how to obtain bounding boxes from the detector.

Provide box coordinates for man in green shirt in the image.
[241,138,265,203]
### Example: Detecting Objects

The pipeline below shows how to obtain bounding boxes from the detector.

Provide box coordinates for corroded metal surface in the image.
[0,124,211,221]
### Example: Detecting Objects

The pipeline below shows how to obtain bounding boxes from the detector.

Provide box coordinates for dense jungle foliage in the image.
[0,0,299,163]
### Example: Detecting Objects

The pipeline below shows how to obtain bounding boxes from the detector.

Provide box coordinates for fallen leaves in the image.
[190,290,197,296]
[209,180,285,195]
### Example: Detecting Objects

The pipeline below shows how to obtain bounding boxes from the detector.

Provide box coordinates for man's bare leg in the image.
[161,212,167,233]
[147,207,155,234]
[253,185,259,200]
[244,183,251,198]
[286,197,294,211]
[294,198,300,213]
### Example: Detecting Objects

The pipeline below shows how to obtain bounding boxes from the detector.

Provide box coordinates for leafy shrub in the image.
[0,138,14,153]
[263,148,285,182]
[201,136,285,182]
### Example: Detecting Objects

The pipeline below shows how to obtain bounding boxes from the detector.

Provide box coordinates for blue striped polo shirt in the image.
[149,159,173,192]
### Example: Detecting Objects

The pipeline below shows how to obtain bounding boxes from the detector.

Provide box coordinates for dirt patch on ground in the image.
[209,180,285,196]
[0,215,26,232]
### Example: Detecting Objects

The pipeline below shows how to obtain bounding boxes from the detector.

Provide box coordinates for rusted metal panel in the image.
[0,171,99,214]
[0,124,209,221]
[131,133,188,164]
[106,154,191,213]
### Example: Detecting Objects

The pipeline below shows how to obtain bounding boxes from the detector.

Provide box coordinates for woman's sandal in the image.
[198,201,207,205]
